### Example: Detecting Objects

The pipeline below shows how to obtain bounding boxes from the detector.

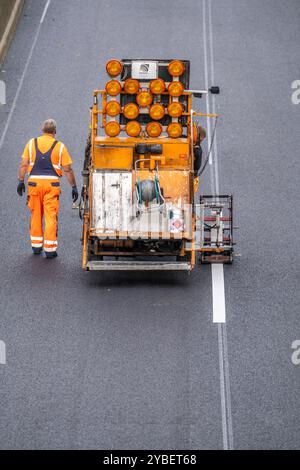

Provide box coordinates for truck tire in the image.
[194,145,202,173]
[84,132,92,171]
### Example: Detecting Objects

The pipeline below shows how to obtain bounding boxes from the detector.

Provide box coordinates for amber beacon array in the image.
[79,59,234,271]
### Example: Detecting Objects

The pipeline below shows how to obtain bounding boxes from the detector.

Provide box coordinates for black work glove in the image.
[17,180,25,196]
[72,185,79,202]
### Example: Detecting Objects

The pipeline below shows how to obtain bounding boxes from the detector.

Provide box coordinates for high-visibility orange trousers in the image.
[27,179,60,252]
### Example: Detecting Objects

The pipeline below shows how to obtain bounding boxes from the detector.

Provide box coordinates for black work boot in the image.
[45,251,58,259]
[32,247,42,255]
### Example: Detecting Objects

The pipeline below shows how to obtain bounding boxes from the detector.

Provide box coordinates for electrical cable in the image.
[197,116,218,176]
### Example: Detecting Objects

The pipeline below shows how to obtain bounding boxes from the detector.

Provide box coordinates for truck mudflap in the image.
[86,260,192,271]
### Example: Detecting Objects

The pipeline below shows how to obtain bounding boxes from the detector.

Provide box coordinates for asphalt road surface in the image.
[0,0,300,450]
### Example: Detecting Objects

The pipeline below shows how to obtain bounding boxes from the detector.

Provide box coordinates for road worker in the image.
[194,124,206,173]
[17,119,78,258]
[193,125,206,193]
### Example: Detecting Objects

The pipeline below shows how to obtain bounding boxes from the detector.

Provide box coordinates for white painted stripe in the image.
[202,0,213,165]
[31,243,43,248]
[222,322,234,449]
[212,263,226,323]
[40,0,50,24]
[217,323,228,448]
[31,236,43,241]
[0,1,51,150]
[208,0,220,194]
[0,340,6,365]
[203,0,234,450]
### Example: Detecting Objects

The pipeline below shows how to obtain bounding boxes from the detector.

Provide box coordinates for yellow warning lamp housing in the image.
[105,100,121,117]
[125,121,141,137]
[168,81,184,97]
[146,122,163,138]
[124,79,140,94]
[123,102,139,119]
[168,60,185,77]
[105,121,121,137]
[149,103,165,120]
[167,101,183,118]
[136,91,153,107]
[106,59,123,77]
[150,78,166,95]
[167,122,183,138]
[105,80,122,96]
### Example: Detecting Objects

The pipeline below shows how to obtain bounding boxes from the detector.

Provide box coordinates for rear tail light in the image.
[168,81,184,97]
[146,122,163,137]
[124,79,140,94]
[105,121,121,137]
[125,121,141,137]
[123,102,139,119]
[167,122,182,138]
[149,103,165,120]
[136,91,153,107]
[105,100,121,117]
[106,59,123,77]
[168,60,185,77]
[167,101,183,117]
[105,80,122,96]
[150,78,166,94]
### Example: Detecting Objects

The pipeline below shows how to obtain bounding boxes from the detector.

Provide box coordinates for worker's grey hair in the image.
[42,118,57,134]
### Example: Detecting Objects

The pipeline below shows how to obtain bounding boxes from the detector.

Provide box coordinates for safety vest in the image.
[28,138,64,179]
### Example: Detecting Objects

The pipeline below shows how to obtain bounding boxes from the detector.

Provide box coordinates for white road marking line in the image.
[222,323,234,449]
[0,0,51,150]
[40,0,51,24]
[203,0,234,450]
[0,340,6,365]
[217,324,228,448]
[212,263,226,323]
[202,0,213,166]
[208,0,220,194]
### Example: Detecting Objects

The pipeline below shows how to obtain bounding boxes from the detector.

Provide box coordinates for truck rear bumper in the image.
[86,260,192,271]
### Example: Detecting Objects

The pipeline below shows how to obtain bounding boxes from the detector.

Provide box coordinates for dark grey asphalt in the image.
[216,0,300,449]
[0,0,299,450]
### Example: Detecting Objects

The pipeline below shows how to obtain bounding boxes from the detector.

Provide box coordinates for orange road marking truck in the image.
[80,59,233,271]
